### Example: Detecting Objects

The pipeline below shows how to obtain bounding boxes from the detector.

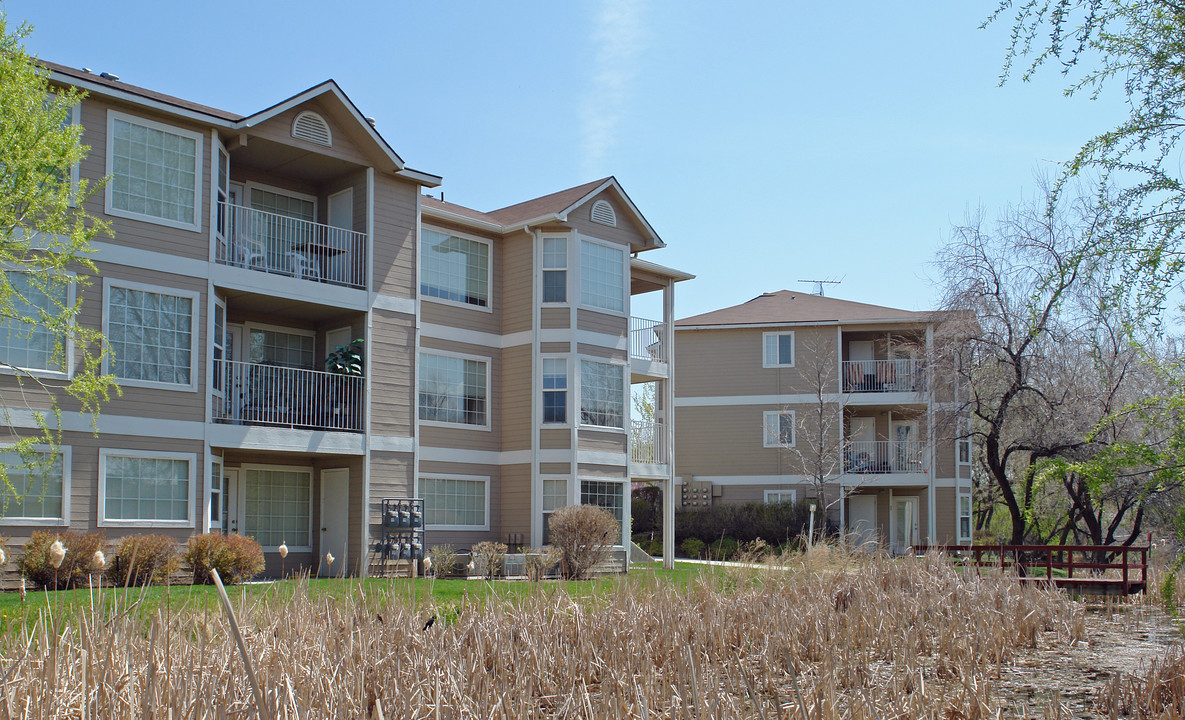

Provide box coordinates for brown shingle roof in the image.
[676,290,931,327]
[486,178,610,226]
[42,60,242,122]
[420,196,499,224]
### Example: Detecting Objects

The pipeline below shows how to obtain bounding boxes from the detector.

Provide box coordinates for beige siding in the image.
[540,308,570,329]
[368,451,413,525]
[500,463,531,542]
[675,405,821,477]
[540,342,570,354]
[577,429,627,453]
[576,463,627,480]
[500,344,532,451]
[539,462,570,475]
[934,487,956,544]
[539,429,571,450]
[935,437,956,479]
[245,99,372,167]
[567,192,653,251]
[577,309,627,338]
[502,235,533,335]
[77,98,212,260]
[369,311,415,436]
[674,326,838,399]
[371,174,418,297]
[576,343,626,362]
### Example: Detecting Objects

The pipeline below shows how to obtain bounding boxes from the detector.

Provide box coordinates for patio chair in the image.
[287,251,321,280]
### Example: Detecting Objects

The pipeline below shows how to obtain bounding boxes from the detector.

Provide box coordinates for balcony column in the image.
[925,322,936,543]
[662,278,676,569]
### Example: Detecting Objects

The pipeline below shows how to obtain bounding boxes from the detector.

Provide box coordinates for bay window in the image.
[580,359,624,428]
[580,239,624,312]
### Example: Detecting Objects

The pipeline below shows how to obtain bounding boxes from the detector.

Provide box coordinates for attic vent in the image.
[292,110,332,146]
[590,200,617,227]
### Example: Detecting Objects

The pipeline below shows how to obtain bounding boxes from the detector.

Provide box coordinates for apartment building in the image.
[0,62,688,573]
[673,291,972,551]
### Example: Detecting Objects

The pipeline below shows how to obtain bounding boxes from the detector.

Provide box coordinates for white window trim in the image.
[577,235,628,317]
[577,356,628,432]
[98,448,197,529]
[417,348,493,431]
[420,224,493,314]
[540,355,571,427]
[102,278,201,392]
[578,477,627,545]
[0,268,77,380]
[540,474,571,513]
[763,488,797,504]
[419,473,490,531]
[957,493,973,543]
[242,462,314,551]
[540,235,571,305]
[104,110,204,232]
[763,410,796,448]
[0,444,71,526]
[245,182,319,221]
[762,331,796,368]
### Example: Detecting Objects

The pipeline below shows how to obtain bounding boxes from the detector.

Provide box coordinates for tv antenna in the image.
[798,278,842,297]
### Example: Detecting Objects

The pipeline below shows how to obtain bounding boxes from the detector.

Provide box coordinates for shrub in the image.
[524,546,562,581]
[184,533,265,585]
[427,544,459,578]
[107,534,179,586]
[680,537,705,559]
[548,504,618,580]
[709,537,740,561]
[471,541,507,579]
[19,530,106,590]
[675,499,833,547]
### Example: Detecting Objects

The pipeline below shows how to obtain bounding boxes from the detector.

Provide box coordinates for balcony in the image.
[630,420,668,466]
[629,317,667,364]
[844,440,927,474]
[842,359,924,394]
[215,202,367,289]
[213,359,364,432]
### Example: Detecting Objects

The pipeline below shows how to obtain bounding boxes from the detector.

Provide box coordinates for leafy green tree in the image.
[0,15,115,513]
[988,0,1185,316]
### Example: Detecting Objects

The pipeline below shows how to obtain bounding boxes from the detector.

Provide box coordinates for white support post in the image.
[662,279,676,570]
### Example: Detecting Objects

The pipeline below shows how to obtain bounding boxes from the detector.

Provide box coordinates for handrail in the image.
[630,420,668,464]
[213,359,364,432]
[842,359,924,393]
[214,201,367,289]
[843,440,927,473]
[629,317,666,364]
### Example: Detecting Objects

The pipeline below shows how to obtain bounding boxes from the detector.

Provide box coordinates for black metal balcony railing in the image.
[213,359,364,432]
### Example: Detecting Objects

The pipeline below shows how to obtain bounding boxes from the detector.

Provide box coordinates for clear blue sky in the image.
[4,1,1129,320]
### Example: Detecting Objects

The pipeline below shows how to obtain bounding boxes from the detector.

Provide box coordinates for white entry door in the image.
[890,496,919,554]
[224,468,241,535]
[326,188,353,281]
[320,468,350,576]
[848,495,878,551]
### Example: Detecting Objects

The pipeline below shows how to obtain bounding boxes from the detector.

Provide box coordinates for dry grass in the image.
[1097,646,1185,719]
[0,553,1089,719]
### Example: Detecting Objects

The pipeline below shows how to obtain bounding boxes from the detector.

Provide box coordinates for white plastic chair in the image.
[287,251,321,280]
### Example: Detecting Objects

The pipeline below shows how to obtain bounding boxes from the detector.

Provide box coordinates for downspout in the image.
[361,166,375,577]
[526,225,542,548]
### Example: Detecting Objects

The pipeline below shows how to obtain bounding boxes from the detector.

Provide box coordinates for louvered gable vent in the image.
[590,199,617,227]
[292,110,332,147]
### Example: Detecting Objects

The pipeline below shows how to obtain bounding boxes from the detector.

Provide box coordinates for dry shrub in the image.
[1097,646,1185,718]
[18,530,106,590]
[549,503,617,580]
[184,533,264,585]
[471,541,507,579]
[524,546,562,581]
[107,533,179,586]
[426,543,459,578]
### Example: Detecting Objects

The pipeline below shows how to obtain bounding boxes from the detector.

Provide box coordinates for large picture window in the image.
[421,228,490,308]
[249,327,314,368]
[107,112,202,230]
[0,272,69,373]
[580,240,624,312]
[422,476,488,529]
[418,352,489,427]
[580,479,624,525]
[580,359,624,428]
[100,450,193,526]
[0,448,67,523]
[244,466,311,548]
[105,282,196,388]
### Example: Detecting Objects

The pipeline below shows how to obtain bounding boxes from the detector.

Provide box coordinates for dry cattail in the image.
[467,560,476,572]
[92,549,106,569]
[49,539,66,569]
[423,556,433,574]
[278,542,289,559]
[18,577,25,603]
[325,552,335,566]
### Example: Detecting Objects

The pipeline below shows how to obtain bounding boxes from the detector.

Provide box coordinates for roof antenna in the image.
[798,279,841,297]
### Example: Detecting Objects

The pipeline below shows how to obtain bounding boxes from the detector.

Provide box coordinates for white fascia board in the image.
[397,168,443,188]
[557,178,665,248]
[420,205,504,233]
[630,257,695,282]
[49,71,236,128]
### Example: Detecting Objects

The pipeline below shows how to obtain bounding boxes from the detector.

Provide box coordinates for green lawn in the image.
[0,561,709,633]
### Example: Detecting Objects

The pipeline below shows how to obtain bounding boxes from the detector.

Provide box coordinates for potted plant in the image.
[325,338,364,429]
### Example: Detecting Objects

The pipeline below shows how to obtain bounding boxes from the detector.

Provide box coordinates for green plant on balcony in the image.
[325,338,364,376]
[324,339,364,430]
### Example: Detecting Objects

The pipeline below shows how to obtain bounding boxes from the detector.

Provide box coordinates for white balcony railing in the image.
[629,317,667,364]
[630,420,668,465]
[213,359,364,432]
[844,440,927,474]
[842,359,924,394]
[215,202,367,289]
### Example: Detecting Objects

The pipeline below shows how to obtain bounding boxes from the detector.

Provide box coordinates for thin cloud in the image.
[580,0,646,178]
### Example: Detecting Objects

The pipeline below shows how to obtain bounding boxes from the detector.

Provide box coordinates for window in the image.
[580,239,624,312]
[580,480,623,525]
[580,359,624,428]
[422,476,488,529]
[958,494,972,542]
[244,466,311,548]
[0,271,70,373]
[418,352,489,427]
[421,228,490,308]
[763,410,796,448]
[764,489,797,504]
[763,332,795,368]
[543,477,567,512]
[542,358,568,424]
[542,237,567,303]
[958,421,972,465]
[250,187,315,222]
[106,111,202,230]
[105,282,196,389]
[248,327,314,368]
[100,450,193,527]
[0,447,67,523]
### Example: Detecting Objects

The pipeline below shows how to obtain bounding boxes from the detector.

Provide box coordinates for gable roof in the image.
[676,290,932,328]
